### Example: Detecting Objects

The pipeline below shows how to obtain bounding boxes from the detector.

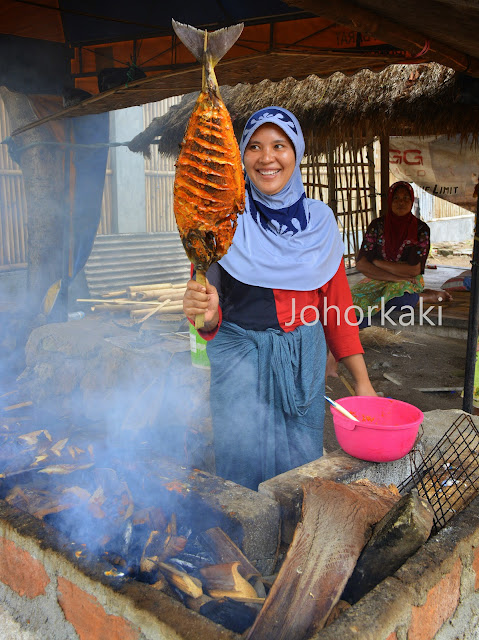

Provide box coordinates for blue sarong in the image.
[206,320,326,489]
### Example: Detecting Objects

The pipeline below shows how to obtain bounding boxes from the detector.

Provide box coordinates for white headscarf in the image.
[219,107,344,291]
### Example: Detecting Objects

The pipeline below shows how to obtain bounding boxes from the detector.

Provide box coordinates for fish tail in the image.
[172,20,243,93]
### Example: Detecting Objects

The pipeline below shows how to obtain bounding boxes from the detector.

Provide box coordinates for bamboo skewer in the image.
[134,299,171,324]
[130,304,184,318]
[3,401,33,412]
[195,271,206,329]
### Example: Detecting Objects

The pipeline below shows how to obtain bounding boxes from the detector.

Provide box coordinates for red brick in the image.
[385,633,398,640]
[408,558,462,640]
[57,578,140,640]
[0,537,50,598]
[473,545,479,591]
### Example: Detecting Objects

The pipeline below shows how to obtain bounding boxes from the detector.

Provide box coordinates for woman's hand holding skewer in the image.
[183,278,220,332]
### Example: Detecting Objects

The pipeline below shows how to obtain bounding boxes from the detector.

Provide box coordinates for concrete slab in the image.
[258,449,421,544]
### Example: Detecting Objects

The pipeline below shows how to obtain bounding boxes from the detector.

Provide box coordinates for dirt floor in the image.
[323,239,473,452]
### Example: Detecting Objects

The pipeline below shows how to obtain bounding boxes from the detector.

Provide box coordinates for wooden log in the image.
[157,561,203,598]
[245,478,400,640]
[157,291,186,302]
[342,489,434,605]
[200,562,259,601]
[200,527,261,580]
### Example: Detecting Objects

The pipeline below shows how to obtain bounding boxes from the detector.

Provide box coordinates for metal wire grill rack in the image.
[397,414,479,534]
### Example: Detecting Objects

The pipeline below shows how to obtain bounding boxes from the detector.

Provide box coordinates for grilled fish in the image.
[172,19,245,326]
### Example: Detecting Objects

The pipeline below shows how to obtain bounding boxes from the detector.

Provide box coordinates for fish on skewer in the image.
[172,19,245,328]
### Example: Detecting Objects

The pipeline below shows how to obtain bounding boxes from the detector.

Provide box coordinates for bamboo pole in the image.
[77,298,172,306]
[133,289,185,301]
[127,283,173,294]
[130,303,184,317]
[99,289,127,298]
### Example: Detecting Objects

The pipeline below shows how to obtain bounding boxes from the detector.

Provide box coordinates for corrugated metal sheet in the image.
[84,232,190,295]
[412,184,434,222]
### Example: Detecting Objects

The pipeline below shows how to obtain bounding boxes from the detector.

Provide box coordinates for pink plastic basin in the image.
[330,396,423,462]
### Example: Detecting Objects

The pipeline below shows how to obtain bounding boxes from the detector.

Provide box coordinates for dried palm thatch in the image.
[128,63,479,158]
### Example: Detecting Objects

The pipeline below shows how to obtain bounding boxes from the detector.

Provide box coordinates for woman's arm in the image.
[356,256,405,283]
[340,353,376,396]
[372,259,421,279]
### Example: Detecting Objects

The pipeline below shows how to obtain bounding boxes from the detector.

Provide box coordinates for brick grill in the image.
[2,321,479,639]
[0,447,477,640]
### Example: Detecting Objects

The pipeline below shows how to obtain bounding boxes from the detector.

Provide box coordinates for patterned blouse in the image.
[357,216,431,273]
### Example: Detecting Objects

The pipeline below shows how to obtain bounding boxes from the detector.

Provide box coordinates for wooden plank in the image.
[245,478,400,640]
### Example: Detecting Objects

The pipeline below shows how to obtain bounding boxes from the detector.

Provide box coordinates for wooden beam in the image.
[380,135,389,216]
[285,0,479,76]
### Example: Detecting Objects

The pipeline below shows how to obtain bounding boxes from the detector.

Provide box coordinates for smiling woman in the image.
[182,106,376,490]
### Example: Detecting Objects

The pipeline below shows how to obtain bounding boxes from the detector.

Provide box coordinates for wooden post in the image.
[380,135,389,216]
[463,192,479,413]
[0,88,64,314]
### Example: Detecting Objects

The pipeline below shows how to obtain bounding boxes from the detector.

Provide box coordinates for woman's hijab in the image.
[384,181,418,261]
[219,106,344,291]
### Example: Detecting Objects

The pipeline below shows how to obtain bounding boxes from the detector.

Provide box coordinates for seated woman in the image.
[351,181,451,325]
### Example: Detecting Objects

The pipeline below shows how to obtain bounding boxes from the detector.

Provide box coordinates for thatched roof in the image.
[128,63,479,157]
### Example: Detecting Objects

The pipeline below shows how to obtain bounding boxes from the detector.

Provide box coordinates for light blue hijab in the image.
[219,107,344,291]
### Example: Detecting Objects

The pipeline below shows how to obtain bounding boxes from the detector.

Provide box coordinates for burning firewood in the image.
[38,463,94,475]
[50,438,69,457]
[0,426,95,478]
[245,478,400,640]
[157,561,203,598]
[199,527,261,581]
[17,429,52,445]
[200,562,260,601]
[5,485,73,520]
